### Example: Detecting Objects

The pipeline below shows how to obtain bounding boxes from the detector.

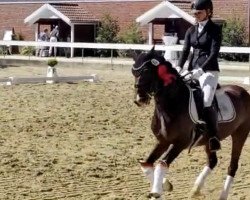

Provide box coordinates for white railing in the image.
[0,40,250,54]
[0,40,249,85]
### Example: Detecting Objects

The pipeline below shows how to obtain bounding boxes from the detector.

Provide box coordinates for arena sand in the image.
[0,64,249,200]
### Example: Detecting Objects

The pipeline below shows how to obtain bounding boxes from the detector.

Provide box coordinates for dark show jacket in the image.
[178,19,222,72]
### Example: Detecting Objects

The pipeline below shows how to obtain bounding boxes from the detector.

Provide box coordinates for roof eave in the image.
[24,3,71,26]
[136,1,195,26]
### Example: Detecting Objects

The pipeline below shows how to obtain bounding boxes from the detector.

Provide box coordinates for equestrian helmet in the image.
[191,0,213,11]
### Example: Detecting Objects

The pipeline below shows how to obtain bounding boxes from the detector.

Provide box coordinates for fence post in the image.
[111,49,114,69]
[82,48,84,64]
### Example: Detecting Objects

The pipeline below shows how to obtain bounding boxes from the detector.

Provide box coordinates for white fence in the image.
[0,40,250,53]
[0,40,249,85]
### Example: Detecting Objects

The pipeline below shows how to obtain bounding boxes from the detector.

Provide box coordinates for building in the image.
[0,0,248,46]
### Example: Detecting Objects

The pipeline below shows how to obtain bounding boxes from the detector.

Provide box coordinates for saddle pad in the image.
[188,86,236,124]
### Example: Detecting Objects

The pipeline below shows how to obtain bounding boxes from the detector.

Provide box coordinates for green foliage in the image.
[0,46,6,55]
[221,17,248,62]
[118,22,145,57]
[96,13,120,43]
[13,32,24,41]
[96,13,120,57]
[47,58,58,67]
[20,46,35,56]
[118,22,145,44]
[11,32,24,54]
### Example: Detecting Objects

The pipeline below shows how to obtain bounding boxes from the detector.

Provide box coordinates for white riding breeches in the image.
[49,37,58,55]
[197,71,219,107]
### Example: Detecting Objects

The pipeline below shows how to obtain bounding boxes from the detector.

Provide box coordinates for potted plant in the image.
[46,58,58,84]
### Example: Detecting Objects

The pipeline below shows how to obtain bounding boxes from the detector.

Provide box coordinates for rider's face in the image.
[193,9,209,22]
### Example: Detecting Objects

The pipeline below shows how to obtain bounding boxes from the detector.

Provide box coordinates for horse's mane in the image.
[146,53,190,117]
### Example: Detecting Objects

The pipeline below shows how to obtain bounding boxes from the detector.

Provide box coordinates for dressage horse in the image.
[131,47,250,200]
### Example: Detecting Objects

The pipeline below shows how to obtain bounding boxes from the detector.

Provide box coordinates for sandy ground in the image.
[0,64,249,200]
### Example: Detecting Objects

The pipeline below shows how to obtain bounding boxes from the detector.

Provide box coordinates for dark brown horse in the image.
[131,47,250,200]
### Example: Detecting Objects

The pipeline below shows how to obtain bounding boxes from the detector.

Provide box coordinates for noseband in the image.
[132,60,151,77]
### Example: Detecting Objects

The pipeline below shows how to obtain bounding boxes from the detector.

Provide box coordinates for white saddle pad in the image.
[188,86,236,124]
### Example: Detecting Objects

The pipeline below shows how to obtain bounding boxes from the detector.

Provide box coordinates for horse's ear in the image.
[149,46,155,54]
[129,50,139,61]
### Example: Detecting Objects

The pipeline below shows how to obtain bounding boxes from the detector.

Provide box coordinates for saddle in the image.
[187,80,236,124]
[187,80,236,151]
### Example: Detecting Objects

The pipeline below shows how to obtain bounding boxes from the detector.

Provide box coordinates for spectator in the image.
[49,25,59,57]
[162,32,178,65]
[64,34,71,58]
[36,28,49,57]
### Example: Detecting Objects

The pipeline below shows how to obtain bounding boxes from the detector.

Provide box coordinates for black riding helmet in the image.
[191,0,213,11]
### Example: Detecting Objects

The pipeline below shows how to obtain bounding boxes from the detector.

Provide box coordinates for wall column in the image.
[148,23,153,45]
[35,24,40,41]
[70,24,75,58]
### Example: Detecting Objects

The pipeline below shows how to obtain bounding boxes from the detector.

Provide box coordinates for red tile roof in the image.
[51,3,99,24]
[169,0,223,21]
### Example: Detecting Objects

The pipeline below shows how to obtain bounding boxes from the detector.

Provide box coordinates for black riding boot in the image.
[203,106,221,152]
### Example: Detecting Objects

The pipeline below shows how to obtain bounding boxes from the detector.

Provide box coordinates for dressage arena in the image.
[0,62,249,200]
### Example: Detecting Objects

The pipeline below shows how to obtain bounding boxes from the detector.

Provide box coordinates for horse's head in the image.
[132,46,178,107]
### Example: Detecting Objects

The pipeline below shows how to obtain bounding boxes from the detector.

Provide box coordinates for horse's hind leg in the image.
[219,127,249,200]
[191,145,218,197]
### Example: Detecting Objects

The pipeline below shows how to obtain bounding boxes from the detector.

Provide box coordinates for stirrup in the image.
[209,137,221,152]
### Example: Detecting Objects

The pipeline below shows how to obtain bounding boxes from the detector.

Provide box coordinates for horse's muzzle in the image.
[134,94,151,107]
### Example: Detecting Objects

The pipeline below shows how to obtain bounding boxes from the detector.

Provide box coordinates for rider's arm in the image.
[177,28,191,69]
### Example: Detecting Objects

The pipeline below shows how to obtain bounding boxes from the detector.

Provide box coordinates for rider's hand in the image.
[192,68,204,79]
[182,71,192,80]
[174,66,182,73]
[179,69,192,80]
[180,69,189,77]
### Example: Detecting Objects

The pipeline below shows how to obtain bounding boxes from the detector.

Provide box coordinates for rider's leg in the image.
[199,71,221,152]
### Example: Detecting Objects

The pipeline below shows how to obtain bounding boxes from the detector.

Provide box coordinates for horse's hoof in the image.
[148,193,161,199]
[139,160,153,167]
[163,178,173,192]
[190,186,202,197]
[219,191,229,200]
[149,197,162,200]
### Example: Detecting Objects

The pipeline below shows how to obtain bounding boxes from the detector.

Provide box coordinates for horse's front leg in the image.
[140,142,170,192]
[191,144,218,197]
[149,143,184,199]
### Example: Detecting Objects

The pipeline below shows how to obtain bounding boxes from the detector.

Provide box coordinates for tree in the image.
[96,13,120,43]
[95,13,120,57]
[221,17,248,61]
[117,22,145,57]
[118,22,145,44]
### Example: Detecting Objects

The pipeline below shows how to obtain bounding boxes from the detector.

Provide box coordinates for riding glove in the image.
[192,68,204,79]
[181,70,192,80]
[174,66,182,73]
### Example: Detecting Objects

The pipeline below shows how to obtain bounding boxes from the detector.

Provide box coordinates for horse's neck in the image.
[155,81,189,119]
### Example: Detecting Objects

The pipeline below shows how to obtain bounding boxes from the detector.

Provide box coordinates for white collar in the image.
[198,19,209,27]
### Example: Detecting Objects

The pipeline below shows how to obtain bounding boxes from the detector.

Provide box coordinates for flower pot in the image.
[46,66,58,84]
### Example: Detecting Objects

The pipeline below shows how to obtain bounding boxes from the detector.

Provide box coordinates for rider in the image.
[176,0,222,152]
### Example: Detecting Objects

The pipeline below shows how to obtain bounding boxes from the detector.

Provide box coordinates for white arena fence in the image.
[0,40,250,53]
[0,40,250,85]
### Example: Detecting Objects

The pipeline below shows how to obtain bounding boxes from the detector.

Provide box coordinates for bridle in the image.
[133,59,163,98]
[132,60,151,77]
